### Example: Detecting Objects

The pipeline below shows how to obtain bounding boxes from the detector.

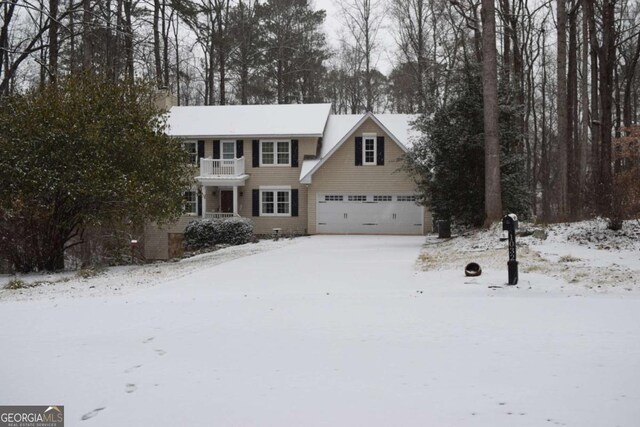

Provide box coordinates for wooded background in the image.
[1,0,639,224]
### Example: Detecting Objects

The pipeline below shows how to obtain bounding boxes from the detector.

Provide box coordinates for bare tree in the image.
[338,0,383,112]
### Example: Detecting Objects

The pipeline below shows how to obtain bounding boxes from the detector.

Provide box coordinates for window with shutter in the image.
[363,133,376,165]
[222,141,236,159]
[259,187,292,216]
[260,140,290,166]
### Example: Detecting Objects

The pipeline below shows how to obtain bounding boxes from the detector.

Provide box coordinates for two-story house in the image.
[144,103,432,260]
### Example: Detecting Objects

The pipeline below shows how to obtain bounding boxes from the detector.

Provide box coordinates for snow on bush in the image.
[216,217,254,245]
[184,218,254,249]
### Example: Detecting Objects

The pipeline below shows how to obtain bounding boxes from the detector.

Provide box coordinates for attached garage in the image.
[316,193,423,235]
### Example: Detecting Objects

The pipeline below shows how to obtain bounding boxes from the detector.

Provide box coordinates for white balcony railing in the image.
[200,157,245,176]
[204,212,240,219]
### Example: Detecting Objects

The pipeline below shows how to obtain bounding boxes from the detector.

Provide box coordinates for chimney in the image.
[155,87,177,110]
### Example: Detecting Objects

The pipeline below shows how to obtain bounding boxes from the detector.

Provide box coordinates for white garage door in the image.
[316,193,423,234]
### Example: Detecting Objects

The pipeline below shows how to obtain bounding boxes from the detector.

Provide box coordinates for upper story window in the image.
[222,141,236,159]
[261,140,290,166]
[363,133,376,165]
[182,141,197,165]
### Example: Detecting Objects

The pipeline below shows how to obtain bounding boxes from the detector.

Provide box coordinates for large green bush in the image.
[403,67,530,227]
[0,75,192,272]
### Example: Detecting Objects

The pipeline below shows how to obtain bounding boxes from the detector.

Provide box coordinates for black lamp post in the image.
[502,214,519,285]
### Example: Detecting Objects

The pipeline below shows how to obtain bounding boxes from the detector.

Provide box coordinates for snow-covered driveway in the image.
[1,236,640,426]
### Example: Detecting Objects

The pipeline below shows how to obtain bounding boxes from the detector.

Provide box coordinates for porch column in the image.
[201,185,207,218]
[232,185,238,215]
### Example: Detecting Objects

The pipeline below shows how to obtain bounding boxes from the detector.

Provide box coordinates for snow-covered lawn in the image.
[1,230,639,426]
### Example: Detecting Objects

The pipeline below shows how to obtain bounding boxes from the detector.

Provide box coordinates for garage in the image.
[316,193,423,234]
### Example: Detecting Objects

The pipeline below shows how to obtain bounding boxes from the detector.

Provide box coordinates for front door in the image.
[220,191,234,213]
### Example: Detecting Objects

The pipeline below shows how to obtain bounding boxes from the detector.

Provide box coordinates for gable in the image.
[307,117,414,192]
[300,113,415,184]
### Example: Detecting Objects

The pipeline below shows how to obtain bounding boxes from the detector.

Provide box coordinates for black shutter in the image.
[291,139,299,167]
[252,140,260,167]
[197,140,205,160]
[355,137,363,166]
[213,140,220,159]
[252,189,260,216]
[376,136,385,165]
[197,189,202,216]
[236,140,244,158]
[291,189,299,217]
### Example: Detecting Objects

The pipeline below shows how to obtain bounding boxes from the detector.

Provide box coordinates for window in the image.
[261,188,290,216]
[182,141,197,165]
[184,190,198,214]
[222,141,236,160]
[348,195,367,202]
[324,195,344,201]
[373,195,392,202]
[261,140,290,166]
[363,134,376,165]
[397,195,417,202]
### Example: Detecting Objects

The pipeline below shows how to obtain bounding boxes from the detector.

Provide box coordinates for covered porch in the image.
[198,179,249,219]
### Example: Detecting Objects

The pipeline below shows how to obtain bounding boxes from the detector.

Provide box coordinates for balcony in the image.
[197,157,249,186]
[200,157,245,176]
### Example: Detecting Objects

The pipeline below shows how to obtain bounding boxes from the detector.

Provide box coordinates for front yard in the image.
[1,225,639,426]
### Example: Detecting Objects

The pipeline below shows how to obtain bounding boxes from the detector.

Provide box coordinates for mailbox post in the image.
[502,214,518,285]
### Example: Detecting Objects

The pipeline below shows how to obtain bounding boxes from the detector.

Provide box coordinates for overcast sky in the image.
[312,0,397,74]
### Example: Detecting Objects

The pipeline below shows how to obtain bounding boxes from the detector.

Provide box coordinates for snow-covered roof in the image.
[376,114,420,149]
[301,112,418,184]
[299,159,320,182]
[318,113,419,158]
[166,103,332,138]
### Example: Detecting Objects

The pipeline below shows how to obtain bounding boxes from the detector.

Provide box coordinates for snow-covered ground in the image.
[1,224,639,426]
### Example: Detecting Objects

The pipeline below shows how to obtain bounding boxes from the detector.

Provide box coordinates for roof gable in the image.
[300,112,416,184]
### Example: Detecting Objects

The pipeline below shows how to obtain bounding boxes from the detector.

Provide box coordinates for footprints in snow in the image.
[122,337,165,396]
[81,337,163,421]
[144,336,166,356]
[81,407,105,421]
[124,364,142,373]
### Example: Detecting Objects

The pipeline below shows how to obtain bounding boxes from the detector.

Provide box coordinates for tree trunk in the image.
[567,3,578,218]
[541,29,550,220]
[585,0,600,187]
[173,13,180,105]
[579,6,589,209]
[47,0,60,83]
[622,35,640,130]
[68,0,76,74]
[556,0,568,219]
[0,1,18,94]
[123,0,134,80]
[82,0,92,70]
[162,0,170,87]
[481,0,502,226]
[597,0,615,217]
[153,0,163,87]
